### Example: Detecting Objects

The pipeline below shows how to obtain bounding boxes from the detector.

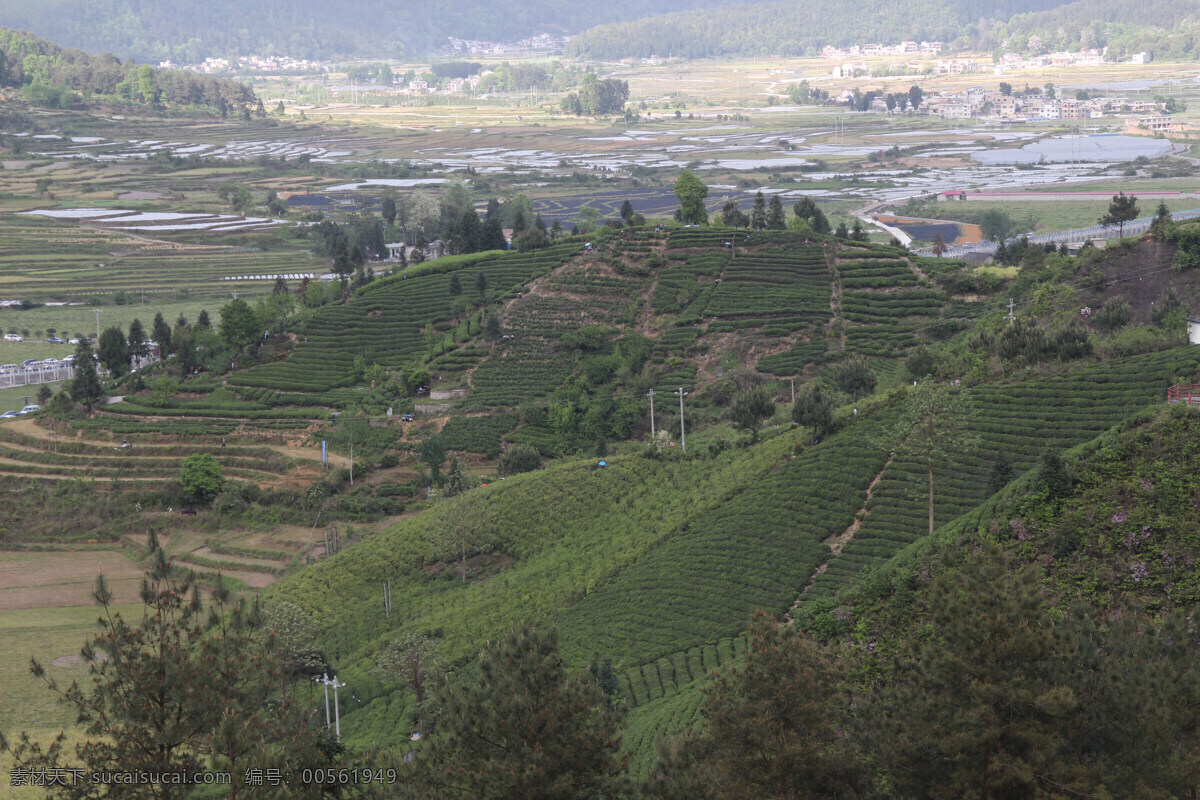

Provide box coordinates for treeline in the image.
[566,0,1200,60]
[989,0,1200,60]
[0,28,257,113]
[0,0,755,63]
[567,0,1069,59]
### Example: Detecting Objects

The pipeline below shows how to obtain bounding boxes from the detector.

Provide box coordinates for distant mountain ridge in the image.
[567,0,1200,59]
[0,0,761,63]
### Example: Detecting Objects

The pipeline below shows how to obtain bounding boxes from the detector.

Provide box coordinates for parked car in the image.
[42,358,59,364]
[0,364,16,373]
[21,359,39,367]
[0,410,19,419]
[19,404,40,415]
[46,336,64,344]
[3,333,22,342]
[63,354,76,363]
[68,338,81,345]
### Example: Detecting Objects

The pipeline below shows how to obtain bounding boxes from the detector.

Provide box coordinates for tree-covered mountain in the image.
[567,0,1200,59]
[567,0,1075,59]
[0,0,761,63]
[0,27,257,112]
[987,0,1200,60]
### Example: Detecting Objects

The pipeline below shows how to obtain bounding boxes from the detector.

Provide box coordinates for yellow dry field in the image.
[0,548,145,612]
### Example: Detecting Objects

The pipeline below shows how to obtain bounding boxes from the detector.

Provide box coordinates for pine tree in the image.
[127,318,148,358]
[375,633,442,736]
[1037,450,1072,499]
[410,627,626,800]
[872,547,1077,797]
[96,326,129,376]
[620,199,634,222]
[1099,192,1140,238]
[878,380,978,536]
[751,191,767,230]
[766,194,786,229]
[648,613,866,799]
[151,311,172,353]
[68,339,104,413]
[0,536,338,800]
[721,198,747,228]
[988,449,1015,494]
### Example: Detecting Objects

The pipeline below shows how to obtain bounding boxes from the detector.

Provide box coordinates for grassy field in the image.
[0,547,146,611]
[0,299,219,353]
[907,197,1200,236]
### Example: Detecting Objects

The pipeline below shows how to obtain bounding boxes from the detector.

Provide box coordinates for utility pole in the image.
[674,387,688,452]
[1007,298,1015,325]
[317,673,331,728]
[94,308,100,340]
[790,377,795,405]
[316,674,345,739]
[647,389,656,438]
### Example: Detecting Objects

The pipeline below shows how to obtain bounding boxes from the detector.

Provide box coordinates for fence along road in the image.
[0,362,75,389]
[914,207,1200,258]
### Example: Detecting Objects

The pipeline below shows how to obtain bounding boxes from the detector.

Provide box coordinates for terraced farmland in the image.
[803,347,1200,601]
[0,416,300,486]
[0,215,321,300]
[233,245,579,395]
[469,259,644,408]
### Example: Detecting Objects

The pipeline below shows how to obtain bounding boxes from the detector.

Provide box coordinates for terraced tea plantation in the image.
[233,244,580,395]
[803,346,1200,601]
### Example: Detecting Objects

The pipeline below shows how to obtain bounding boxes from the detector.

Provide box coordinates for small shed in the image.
[1188,315,1200,345]
[938,190,966,202]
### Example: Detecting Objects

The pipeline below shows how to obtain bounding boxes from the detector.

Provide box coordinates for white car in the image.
[68,338,81,345]
[19,404,39,415]
[3,333,22,342]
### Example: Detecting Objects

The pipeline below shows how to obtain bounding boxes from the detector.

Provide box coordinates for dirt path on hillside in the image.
[791,457,892,615]
[9,417,350,469]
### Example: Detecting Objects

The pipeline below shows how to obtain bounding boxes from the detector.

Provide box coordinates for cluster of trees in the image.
[561,74,630,116]
[0,28,258,113]
[686,175,833,233]
[785,80,829,105]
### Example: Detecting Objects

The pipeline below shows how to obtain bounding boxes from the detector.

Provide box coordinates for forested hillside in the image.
[990,0,1200,60]
[568,0,1200,59]
[567,0,1071,59]
[0,27,257,112]
[0,0,758,63]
